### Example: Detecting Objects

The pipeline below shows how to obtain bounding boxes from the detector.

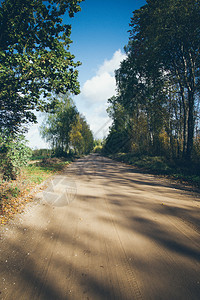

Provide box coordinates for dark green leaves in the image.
[105,0,200,160]
[0,0,84,133]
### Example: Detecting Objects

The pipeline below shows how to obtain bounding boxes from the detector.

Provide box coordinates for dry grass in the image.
[0,158,71,225]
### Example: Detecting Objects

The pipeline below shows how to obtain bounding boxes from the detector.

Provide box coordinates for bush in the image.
[0,135,32,180]
[93,145,103,153]
[32,148,52,160]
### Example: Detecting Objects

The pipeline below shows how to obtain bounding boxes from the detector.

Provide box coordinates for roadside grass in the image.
[108,153,200,188]
[0,157,72,225]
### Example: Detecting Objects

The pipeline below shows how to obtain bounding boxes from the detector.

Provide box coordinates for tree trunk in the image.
[181,49,196,161]
[186,91,195,161]
[181,94,187,158]
[177,78,187,158]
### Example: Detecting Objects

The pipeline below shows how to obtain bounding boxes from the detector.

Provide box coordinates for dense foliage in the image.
[0,135,32,180]
[0,0,83,134]
[104,0,200,161]
[40,94,94,155]
[0,0,84,180]
[70,114,94,155]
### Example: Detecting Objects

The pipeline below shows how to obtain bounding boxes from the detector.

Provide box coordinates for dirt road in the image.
[0,154,200,300]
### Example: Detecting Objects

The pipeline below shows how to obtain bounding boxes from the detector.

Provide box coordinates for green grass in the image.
[0,156,74,224]
[25,158,71,184]
[24,165,52,184]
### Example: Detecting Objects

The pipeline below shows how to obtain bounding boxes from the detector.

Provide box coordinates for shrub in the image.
[93,145,103,153]
[32,148,52,160]
[0,135,32,180]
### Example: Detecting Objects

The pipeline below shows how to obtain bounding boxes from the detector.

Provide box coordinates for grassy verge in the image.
[107,153,200,188]
[0,157,73,225]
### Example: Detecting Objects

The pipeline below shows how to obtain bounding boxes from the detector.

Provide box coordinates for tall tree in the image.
[104,96,132,154]
[70,114,94,155]
[41,95,94,155]
[0,0,83,133]
[40,94,78,155]
[129,0,200,159]
[79,115,94,154]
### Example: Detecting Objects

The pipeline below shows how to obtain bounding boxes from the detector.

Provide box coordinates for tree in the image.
[40,94,94,156]
[69,115,84,154]
[79,115,94,154]
[129,0,200,159]
[40,94,78,155]
[70,114,94,155]
[104,96,132,154]
[106,0,200,160]
[114,50,167,155]
[0,0,84,133]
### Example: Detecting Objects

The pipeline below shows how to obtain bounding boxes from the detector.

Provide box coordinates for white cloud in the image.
[81,49,126,104]
[97,49,126,76]
[82,72,116,103]
[74,49,126,139]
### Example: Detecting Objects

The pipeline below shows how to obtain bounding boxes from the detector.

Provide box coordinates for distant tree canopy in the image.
[40,94,94,156]
[0,0,84,134]
[104,0,200,161]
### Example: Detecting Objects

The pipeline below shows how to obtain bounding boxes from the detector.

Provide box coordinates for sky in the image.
[26,0,146,149]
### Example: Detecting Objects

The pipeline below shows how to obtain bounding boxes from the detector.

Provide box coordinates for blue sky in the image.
[69,0,146,84]
[26,0,146,148]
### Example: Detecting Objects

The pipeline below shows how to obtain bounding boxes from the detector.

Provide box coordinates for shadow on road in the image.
[1,155,200,299]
